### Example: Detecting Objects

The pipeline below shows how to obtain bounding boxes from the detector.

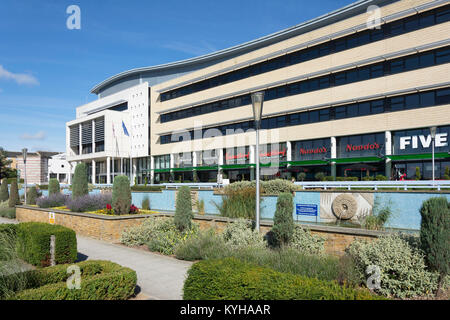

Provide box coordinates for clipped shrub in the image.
[48,178,60,195]
[297,172,306,181]
[314,172,326,181]
[9,260,136,300]
[111,175,131,215]
[26,186,38,205]
[375,175,387,181]
[222,219,265,248]
[183,257,384,300]
[36,193,69,208]
[415,167,421,180]
[16,222,77,267]
[131,185,163,192]
[271,193,294,247]
[0,201,15,219]
[444,166,450,180]
[420,197,450,295]
[72,163,88,199]
[141,196,150,210]
[262,179,296,195]
[66,193,112,213]
[346,234,440,298]
[8,180,19,208]
[175,229,229,261]
[174,186,193,232]
[0,180,8,202]
[325,176,335,181]
[290,225,326,255]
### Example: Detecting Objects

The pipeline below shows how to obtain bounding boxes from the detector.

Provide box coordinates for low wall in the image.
[16,206,386,255]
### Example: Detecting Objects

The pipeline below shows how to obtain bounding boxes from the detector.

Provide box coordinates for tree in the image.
[271,193,294,247]
[420,197,450,297]
[415,167,421,180]
[112,175,131,215]
[8,179,19,208]
[0,147,13,181]
[72,163,88,199]
[48,178,60,195]
[26,186,38,205]
[174,186,193,232]
[0,179,9,202]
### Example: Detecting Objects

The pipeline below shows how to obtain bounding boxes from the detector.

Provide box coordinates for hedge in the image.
[16,222,77,267]
[7,260,137,300]
[131,185,164,192]
[183,258,385,300]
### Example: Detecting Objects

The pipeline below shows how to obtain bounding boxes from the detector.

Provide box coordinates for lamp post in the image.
[22,148,27,205]
[251,92,264,232]
[430,126,437,184]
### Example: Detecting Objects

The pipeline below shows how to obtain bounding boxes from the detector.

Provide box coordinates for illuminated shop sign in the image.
[224,146,250,165]
[260,143,287,164]
[337,133,384,158]
[292,138,330,161]
[393,126,450,155]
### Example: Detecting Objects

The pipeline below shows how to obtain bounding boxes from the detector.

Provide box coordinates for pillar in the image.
[192,151,198,182]
[92,119,96,153]
[92,159,96,184]
[78,123,82,155]
[385,131,392,180]
[132,158,137,185]
[250,145,255,181]
[150,156,155,184]
[68,162,72,184]
[106,157,111,184]
[331,137,337,180]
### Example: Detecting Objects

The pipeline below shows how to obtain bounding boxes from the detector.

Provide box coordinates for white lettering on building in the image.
[399,133,448,150]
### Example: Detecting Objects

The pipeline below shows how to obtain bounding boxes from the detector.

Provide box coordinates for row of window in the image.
[159,86,450,145]
[160,4,450,102]
[160,45,450,123]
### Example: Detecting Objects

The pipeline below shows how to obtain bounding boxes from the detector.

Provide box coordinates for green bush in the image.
[325,176,335,181]
[48,179,60,195]
[174,186,193,232]
[72,163,88,199]
[26,186,38,205]
[16,222,77,267]
[415,167,421,180]
[314,172,326,181]
[183,257,384,300]
[8,180,19,208]
[271,193,294,247]
[141,196,150,210]
[375,175,387,181]
[290,225,326,255]
[262,179,296,194]
[420,197,450,294]
[346,234,441,298]
[297,172,306,181]
[131,185,163,192]
[37,184,48,190]
[112,175,132,215]
[336,177,359,181]
[120,217,198,255]
[222,219,265,248]
[215,186,258,220]
[0,201,15,219]
[0,180,8,202]
[444,167,450,180]
[175,229,230,261]
[363,198,393,231]
[7,260,136,300]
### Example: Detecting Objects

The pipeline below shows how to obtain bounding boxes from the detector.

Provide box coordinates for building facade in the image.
[15,151,59,185]
[66,0,450,184]
[48,153,72,183]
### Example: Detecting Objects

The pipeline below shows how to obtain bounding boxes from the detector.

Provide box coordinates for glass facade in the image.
[392,125,450,155]
[292,138,331,161]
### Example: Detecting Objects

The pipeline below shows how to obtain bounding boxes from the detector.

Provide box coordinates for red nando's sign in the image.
[260,148,287,158]
[299,147,327,155]
[346,142,380,152]
[225,152,250,160]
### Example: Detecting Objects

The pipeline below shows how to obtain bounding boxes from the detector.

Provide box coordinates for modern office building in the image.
[66,0,450,184]
[48,153,72,183]
[15,151,59,185]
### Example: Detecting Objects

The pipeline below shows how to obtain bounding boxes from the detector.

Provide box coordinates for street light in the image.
[251,91,264,232]
[22,148,28,205]
[430,126,437,184]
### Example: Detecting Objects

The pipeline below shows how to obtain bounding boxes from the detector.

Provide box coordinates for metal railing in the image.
[294,180,450,191]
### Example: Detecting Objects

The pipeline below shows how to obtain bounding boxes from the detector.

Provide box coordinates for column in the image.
[68,162,72,184]
[385,131,392,180]
[170,154,174,181]
[331,137,337,180]
[92,159,96,184]
[218,149,224,182]
[92,119,96,153]
[150,156,155,184]
[106,157,111,184]
[78,123,82,155]
[192,151,198,182]
[132,158,137,185]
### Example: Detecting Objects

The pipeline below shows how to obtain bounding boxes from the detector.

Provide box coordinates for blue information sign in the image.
[296,204,318,216]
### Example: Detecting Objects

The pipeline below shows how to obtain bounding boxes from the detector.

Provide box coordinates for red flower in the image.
[106,204,112,210]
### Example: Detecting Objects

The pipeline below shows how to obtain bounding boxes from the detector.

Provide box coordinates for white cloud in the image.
[20,131,46,140]
[0,65,39,85]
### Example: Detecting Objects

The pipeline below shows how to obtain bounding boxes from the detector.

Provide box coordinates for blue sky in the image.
[0,0,354,152]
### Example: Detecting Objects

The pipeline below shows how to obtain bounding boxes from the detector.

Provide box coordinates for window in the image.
[309,110,319,123]
[371,100,384,114]
[347,104,358,117]
[436,88,450,104]
[405,94,420,109]
[389,59,404,74]
[421,91,435,107]
[436,48,450,64]
[390,96,405,111]
[358,102,370,116]
[335,106,346,119]
[319,109,330,121]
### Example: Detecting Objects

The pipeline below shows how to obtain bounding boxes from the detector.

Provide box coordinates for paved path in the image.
[0,217,192,300]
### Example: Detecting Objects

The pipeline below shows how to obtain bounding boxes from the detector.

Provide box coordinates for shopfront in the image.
[390,125,450,179]
[335,132,385,179]
[259,142,288,180]
[197,149,219,182]
[222,146,251,182]
[153,154,170,183]
[289,138,331,180]
[173,152,194,182]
